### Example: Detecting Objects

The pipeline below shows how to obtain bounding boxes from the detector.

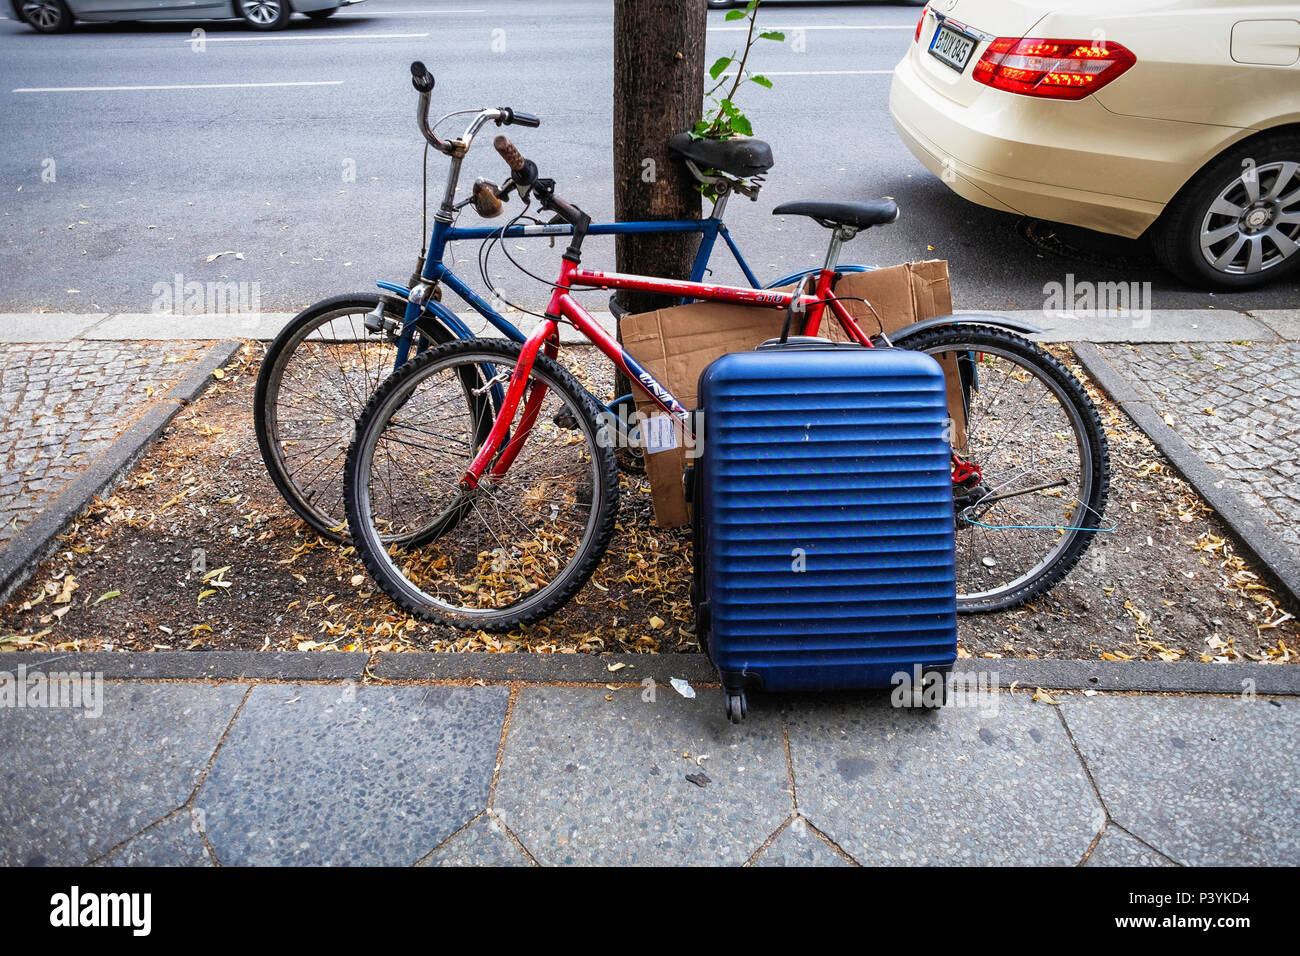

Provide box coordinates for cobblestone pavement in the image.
[1100,343,1300,550]
[0,341,202,548]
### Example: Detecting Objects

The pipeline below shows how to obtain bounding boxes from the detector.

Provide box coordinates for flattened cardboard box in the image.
[622,260,965,529]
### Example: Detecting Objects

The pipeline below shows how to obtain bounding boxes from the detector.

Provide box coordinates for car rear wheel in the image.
[1153,130,1300,290]
[18,0,73,32]
[236,0,292,29]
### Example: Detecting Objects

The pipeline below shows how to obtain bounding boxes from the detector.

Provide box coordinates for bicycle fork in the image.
[460,319,558,489]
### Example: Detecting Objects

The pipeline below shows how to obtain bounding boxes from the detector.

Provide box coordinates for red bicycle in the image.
[343,136,1110,631]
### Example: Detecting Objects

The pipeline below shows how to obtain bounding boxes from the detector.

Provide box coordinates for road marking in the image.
[192,31,428,42]
[709,24,915,31]
[12,81,345,93]
[336,8,485,13]
[721,70,892,77]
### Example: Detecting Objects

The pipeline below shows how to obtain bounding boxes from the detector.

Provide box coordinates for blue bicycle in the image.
[254,62,877,541]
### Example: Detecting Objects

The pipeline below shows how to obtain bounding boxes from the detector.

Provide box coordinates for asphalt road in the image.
[1,0,1296,316]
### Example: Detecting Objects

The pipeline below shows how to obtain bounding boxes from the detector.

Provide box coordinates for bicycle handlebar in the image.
[494,134,588,233]
[410,62,539,158]
[494,135,530,178]
[410,60,435,93]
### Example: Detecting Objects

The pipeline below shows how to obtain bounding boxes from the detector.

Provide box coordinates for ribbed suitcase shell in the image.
[695,347,958,692]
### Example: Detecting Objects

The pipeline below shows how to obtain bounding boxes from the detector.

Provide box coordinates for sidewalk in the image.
[2,308,1299,867]
[1,656,1295,866]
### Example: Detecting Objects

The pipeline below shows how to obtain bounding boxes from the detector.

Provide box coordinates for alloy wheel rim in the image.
[22,0,61,28]
[242,0,282,24]
[1199,160,1300,275]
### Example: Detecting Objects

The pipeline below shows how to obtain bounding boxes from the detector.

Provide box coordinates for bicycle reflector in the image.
[972,38,1136,100]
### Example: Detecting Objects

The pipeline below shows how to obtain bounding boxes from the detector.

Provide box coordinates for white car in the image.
[12,0,364,32]
[890,0,1300,288]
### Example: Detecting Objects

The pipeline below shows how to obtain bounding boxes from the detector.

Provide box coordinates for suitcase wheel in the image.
[725,691,747,724]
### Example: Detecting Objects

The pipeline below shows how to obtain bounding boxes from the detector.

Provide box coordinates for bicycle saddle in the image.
[668,132,774,179]
[772,199,900,230]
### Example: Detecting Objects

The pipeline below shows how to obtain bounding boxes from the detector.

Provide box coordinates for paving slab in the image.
[1060,696,1300,866]
[0,314,109,343]
[1083,826,1176,867]
[420,814,533,867]
[0,680,247,866]
[94,811,215,867]
[785,693,1102,865]
[494,685,790,866]
[196,684,509,866]
[1250,309,1300,340]
[751,819,853,867]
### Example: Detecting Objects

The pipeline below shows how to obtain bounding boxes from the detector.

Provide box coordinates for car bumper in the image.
[889,47,1240,239]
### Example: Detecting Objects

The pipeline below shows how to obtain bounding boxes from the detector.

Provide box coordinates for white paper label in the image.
[643,413,678,454]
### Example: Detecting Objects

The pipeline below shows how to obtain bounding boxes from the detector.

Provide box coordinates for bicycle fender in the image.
[888,313,1044,344]
[374,281,479,342]
[762,263,873,289]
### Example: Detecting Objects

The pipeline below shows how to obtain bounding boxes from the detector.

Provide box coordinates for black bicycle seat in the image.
[772,199,899,230]
[668,132,774,179]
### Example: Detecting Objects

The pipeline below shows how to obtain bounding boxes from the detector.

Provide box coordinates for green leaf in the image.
[745,0,758,13]
[91,590,121,607]
[720,98,738,117]
[730,113,754,137]
[724,8,746,20]
[708,55,733,80]
[759,31,785,41]
[750,74,773,89]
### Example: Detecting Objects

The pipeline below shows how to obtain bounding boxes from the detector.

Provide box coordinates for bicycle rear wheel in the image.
[344,339,621,631]
[899,326,1110,612]
[254,294,451,541]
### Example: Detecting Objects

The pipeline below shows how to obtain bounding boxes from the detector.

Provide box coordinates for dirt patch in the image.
[1,342,1294,664]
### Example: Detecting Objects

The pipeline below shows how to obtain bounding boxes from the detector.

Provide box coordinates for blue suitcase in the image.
[689,341,958,722]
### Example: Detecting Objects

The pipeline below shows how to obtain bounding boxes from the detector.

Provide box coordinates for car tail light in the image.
[972,38,1136,100]
[914,4,929,43]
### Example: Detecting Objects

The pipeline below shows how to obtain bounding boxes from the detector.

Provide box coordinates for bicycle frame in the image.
[376,209,871,371]
[461,258,863,488]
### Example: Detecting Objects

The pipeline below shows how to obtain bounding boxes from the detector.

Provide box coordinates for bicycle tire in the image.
[254,293,454,541]
[898,325,1110,612]
[344,338,621,631]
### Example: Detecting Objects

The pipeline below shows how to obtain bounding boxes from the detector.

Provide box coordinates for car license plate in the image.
[928,23,977,73]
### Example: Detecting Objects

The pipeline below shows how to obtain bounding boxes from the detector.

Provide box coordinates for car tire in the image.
[236,0,292,30]
[304,6,337,18]
[1152,129,1300,290]
[17,0,73,32]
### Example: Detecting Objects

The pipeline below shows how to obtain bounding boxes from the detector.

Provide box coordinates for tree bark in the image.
[612,0,707,318]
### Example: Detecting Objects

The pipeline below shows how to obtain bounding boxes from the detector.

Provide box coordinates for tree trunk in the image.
[612,0,707,319]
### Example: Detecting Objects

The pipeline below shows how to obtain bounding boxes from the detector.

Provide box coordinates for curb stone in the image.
[1072,342,1300,609]
[0,340,242,606]
[8,652,1296,695]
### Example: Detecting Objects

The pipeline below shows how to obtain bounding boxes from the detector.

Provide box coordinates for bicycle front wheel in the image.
[254,293,451,541]
[899,325,1111,612]
[344,339,621,631]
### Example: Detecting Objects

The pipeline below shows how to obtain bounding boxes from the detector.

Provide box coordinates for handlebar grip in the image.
[410,61,435,93]
[507,110,541,128]
[494,135,527,172]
